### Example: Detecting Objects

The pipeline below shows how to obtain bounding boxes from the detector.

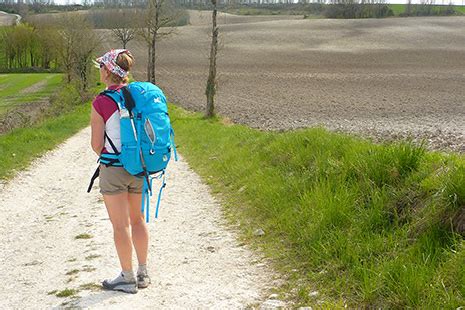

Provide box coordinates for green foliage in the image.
[0,24,62,71]
[47,82,82,116]
[397,3,462,16]
[171,106,465,308]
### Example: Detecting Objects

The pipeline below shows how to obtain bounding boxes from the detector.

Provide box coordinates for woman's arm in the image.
[90,106,105,156]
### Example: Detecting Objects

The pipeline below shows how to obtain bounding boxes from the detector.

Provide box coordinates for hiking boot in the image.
[137,273,151,289]
[102,272,138,294]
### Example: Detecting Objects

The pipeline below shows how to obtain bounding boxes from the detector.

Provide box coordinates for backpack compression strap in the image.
[140,170,167,223]
[170,127,178,161]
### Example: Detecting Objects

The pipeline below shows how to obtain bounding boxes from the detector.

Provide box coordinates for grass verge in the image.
[0,71,101,180]
[0,73,62,115]
[0,98,90,180]
[170,105,465,308]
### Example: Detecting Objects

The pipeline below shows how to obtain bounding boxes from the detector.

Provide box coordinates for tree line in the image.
[0,24,61,70]
[0,0,216,113]
[0,1,222,116]
[0,4,187,80]
[0,17,99,93]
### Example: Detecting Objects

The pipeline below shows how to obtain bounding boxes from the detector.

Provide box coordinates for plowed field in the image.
[101,12,465,151]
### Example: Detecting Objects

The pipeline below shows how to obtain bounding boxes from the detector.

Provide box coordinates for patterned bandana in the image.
[95,49,132,78]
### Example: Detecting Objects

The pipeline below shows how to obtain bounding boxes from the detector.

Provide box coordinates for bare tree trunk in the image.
[147,41,152,81]
[150,31,156,83]
[406,0,412,16]
[205,0,218,118]
[148,0,160,84]
[143,0,176,84]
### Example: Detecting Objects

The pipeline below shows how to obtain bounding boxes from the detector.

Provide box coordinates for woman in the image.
[90,49,150,294]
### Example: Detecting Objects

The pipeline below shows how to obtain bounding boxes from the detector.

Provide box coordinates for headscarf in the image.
[94,49,133,78]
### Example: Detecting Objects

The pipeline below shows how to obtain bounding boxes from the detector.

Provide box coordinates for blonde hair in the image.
[108,51,134,85]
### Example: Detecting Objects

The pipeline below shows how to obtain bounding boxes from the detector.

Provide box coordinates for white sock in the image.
[121,270,135,281]
[137,264,147,275]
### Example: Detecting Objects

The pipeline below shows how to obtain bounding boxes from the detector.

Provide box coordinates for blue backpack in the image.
[87,82,177,222]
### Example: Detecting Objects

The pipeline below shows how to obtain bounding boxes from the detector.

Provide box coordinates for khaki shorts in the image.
[99,165,143,195]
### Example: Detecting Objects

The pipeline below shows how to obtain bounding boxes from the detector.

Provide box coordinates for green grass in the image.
[55,288,78,298]
[47,289,58,295]
[0,73,63,115]
[85,254,101,260]
[74,233,93,240]
[170,106,465,308]
[79,282,101,291]
[388,3,465,15]
[389,4,408,15]
[65,269,80,276]
[456,5,465,13]
[0,102,91,180]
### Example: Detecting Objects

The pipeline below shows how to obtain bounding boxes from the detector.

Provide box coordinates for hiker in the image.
[90,49,150,294]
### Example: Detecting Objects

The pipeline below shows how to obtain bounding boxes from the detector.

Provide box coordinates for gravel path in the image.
[0,127,277,308]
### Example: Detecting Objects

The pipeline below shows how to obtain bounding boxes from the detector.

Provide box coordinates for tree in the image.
[111,9,139,48]
[405,0,412,16]
[56,15,100,92]
[89,8,141,47]
[35,25,61,69]
[141,0,177,83]
[205,0,218,118]
[2,24,36,69]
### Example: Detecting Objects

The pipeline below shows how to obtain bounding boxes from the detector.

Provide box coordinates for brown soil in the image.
[99,12,465,152]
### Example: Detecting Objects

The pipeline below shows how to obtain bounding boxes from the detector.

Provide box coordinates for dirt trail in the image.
[0,127,277,308]
[18,79,49,95]
[0,11,19,25]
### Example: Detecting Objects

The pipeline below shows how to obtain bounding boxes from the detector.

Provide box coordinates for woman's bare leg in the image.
[128,193,149,265]
[104,192,133,271]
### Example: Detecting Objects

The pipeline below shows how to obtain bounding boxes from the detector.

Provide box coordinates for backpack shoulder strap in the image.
[121,86,136,114]
[100,89,124,110]
[104,131,119,154]
[99,90,123,155]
